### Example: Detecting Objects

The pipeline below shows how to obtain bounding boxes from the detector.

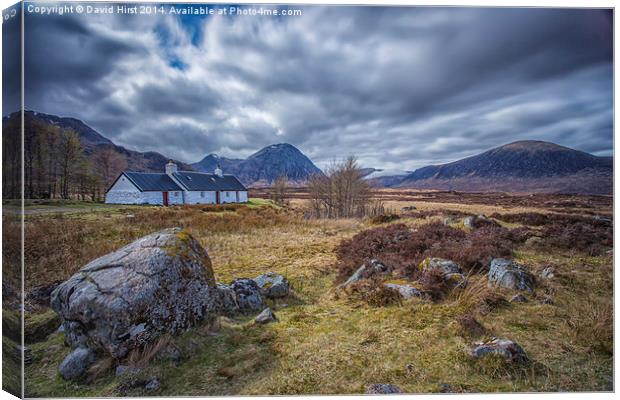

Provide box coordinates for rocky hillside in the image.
[17,111,193,172]
[398,141,612,195]
[192,143,324,186]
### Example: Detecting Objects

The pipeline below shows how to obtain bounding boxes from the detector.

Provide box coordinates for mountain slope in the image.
[192,143,323,186]
[399,140,612,194]
[18,111,193,172]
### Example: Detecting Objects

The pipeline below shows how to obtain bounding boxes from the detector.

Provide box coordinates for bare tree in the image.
[308,156,370,218]
[271,175,289,205]
[92,146,128,188]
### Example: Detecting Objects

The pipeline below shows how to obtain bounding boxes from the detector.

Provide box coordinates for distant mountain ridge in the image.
[191,143,324,186]
[16,111,194,172]
[397,140,612,195]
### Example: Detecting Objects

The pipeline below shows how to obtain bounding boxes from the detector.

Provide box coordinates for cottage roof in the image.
[123,172,183,192]
[173,172,247,191]
[110,171,247,192]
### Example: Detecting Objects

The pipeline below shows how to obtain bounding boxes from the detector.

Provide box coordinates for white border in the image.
[0,1,616,400]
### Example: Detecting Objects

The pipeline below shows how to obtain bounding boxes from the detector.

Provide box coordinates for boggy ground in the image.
[5,192,613,396]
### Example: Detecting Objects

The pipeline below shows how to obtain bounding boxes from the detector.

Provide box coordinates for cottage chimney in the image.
[214,164,223,177]
[165,161,178,175]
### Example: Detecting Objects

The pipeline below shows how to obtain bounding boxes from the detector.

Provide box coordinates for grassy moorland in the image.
[4,192,612,396]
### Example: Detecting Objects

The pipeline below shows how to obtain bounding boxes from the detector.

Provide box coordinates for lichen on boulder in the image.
[51,228,223,360]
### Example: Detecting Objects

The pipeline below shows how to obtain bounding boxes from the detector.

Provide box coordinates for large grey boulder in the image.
[469,337,528,363]
[59,347,96,380]
[229,278,266,313]
[51,228,223,359]
[340,259,391,288]
[488,259,535,292]
[254,272,289,299]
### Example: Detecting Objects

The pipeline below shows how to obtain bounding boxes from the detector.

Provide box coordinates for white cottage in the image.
[105,161,248,206]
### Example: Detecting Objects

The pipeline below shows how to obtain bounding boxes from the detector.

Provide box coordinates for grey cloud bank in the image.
[20,5,612,170]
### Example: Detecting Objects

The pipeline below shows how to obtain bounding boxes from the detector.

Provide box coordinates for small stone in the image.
[365,384,402,394]
[340,259,391,288]
[145,378,160,391]
[510,294,528,303]
[540,267,555,280]
[439,383,453,393]
[405,363,414,372]
[525,236,543,246]
[383,283,424,299]
[229,278,266,313]
[254,272,290,299]
[255,307,278,324]
[469,337,528,363]
[59,347,96,380]
[463,216,476,229]
[401,206,417,212]
[488,259,535,292]
[541,296,554,305]
[115,365,140,378]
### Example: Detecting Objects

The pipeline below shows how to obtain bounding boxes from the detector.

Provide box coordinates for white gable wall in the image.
[105,175,145,204]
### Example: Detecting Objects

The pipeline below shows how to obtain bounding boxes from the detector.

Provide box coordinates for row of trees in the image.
[3,118,127,200]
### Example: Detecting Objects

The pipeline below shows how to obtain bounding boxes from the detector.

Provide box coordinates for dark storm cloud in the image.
[21,5,612,170]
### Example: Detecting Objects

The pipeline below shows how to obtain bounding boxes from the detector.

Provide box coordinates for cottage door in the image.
[215,191,220,204]
[162,191,169,206]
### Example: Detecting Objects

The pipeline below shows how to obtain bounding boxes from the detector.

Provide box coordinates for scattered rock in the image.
[463,216,476,229]
[592,215,612,226]
[419,257,460,275]
[540,267,555,280]
[419,258,467,288]
[51,228,224,359]
[365,384,403,394]
[442,217,457,225]
[525,236,543,246]
[214,283,240,316]
[229,278,266,313]
[383,283,424,299]
[541,296,554,305]
[254,272,289,299]
[405,363,414,373]
[488,259,535,292]
[509,294,528,303]
[59,347,97,380]
[255,307,278,324]
[469,337,528,363]
[401,206,417,212]
[464,215,497,229]
[145,378,161,392]
[439,383,453,393]
[340,259,392,288]
[115,365,141,378]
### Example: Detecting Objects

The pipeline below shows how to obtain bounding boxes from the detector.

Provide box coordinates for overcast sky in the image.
[15,5,613,170]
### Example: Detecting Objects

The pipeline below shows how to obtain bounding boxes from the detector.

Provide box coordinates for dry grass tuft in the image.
[127,335,171,368]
